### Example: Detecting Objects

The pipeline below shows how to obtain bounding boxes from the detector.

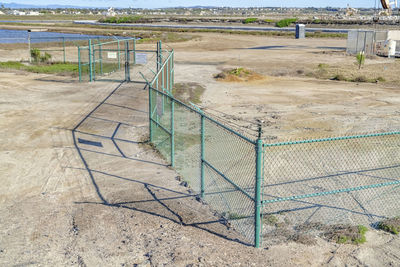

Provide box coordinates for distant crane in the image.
[379,0,398,15]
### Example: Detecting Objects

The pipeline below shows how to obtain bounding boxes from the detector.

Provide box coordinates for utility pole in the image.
[27,30,31,63]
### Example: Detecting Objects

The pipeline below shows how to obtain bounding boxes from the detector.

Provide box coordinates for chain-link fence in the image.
[141,43,400,248]
[0,34,120,63]
[346,30,376,55]
[144,47,262,247]
[30,36,117,63]
[78,38,158,82]
[347,30,400,57]
[262,133,400,245]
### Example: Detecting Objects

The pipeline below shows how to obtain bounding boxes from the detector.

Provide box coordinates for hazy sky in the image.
[3,0,381,8]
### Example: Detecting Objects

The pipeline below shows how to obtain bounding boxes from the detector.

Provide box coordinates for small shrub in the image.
[30,49,52,63]
[376,76,386,82]
[318,63,329,69]
[323,224,368,245]
[229,67,249,76]
[276,18,298,28]
[243,18,258,24]
[332,74,347,81]
[30,48,41,63]
[214,68,263,82]
[289,233,317,245]
[40,52,52,63]
[353,75,368,83]
[213,72,226,79]
[337,236,349,244]
[227,212,246,220]
[264,19,275,23]
[313,63,330,79]
[378,217,400,235]
[356,51,365,70]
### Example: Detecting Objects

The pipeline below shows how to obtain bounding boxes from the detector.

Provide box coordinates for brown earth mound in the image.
[214,67,265,82]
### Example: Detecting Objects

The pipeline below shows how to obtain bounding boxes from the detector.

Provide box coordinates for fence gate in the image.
[78,38,162,82]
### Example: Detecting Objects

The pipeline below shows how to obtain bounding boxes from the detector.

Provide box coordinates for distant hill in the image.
[0,2,107,9]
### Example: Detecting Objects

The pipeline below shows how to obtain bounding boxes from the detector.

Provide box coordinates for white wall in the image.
[387,31,400,41]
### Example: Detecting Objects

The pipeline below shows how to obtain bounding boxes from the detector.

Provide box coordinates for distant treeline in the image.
[99,16,398,26]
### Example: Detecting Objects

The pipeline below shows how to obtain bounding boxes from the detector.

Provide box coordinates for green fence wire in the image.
[261,132,400,245]
[140,42,400,248]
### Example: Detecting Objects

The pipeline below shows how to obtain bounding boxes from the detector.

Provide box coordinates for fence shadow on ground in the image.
[70,81,251,247]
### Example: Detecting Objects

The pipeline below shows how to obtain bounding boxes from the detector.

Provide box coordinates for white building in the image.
[27,11,40,16]
[11,10,26,16]
[104,7,116,17]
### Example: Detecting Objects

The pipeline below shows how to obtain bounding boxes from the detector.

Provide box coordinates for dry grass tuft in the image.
[214,67,265,83]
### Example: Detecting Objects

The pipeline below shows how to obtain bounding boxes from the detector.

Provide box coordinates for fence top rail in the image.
[79,37,137,49]
[263,131,400,148]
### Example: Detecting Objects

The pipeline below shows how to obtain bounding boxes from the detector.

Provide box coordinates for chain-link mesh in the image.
[129,48,157,83]
[174,103,201,192]
[0,35,117,62]
[78,46,90,82]
[147,47,259,246]
[30,37,109,63]
[78,38,148,82]
[91,39,133,82]
[203,118,256,244]
[149,78,173,162]
[262,133,400,245]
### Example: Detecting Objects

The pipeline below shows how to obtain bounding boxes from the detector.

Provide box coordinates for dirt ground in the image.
[1,32,400,266]
[171,33,400,140]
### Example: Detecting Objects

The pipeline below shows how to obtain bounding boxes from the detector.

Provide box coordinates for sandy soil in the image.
[171,33,400,140]
[1,32,400,266]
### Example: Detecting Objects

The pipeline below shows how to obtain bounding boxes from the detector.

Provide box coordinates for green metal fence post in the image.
[99,43,103,75]
[78,46,82,82]
[170,51,174,93]
[88,39,93,82]
[255,125,263,248]
[156,41,159,72]
[170,97,175,167]
[62,37,66,63]
[167,55,170,92]
[157,40,162,71]
[133,38,136,65]
[159,40,162,61]
[156,77,159,124]
[172,50,174,86]
[162,59,165,113]
[117,39,121,70]
[28,30,31,63]
[201,113,205,198]
[92,42,96,81]
[149,86,153,142]
[125,40,130,82]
